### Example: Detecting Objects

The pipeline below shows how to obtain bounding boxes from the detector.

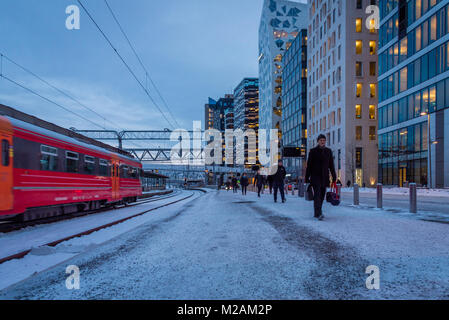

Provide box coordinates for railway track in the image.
[0,189,181,234]
[0,191,197,265]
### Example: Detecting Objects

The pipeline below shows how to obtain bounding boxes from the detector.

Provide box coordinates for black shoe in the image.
[282,199,286,203]
[318,215,324,221]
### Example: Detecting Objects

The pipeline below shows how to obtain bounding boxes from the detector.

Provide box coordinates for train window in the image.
[66,151,79,173]
[99,159,110,176]
[129,167,138,179]
[84,155,96,175]
[1,140,9,166]
[120,165,129,178]
[40,145,58,171]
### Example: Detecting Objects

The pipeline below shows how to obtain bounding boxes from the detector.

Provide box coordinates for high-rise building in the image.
[282,29,308,178]
[378,0,449,188]
[217,94,234,130]
[234,78,260,167]
[204,98,217,130]
[259,0,308,153]
[233,78,259,130]
[307,0,379,187]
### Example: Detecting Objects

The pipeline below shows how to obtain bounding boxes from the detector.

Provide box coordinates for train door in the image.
[111,158,120,201]
[0,117,13,211]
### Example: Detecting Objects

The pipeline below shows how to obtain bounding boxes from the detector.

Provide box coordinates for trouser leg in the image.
[312,185,325,217]
[273,184,278,201]
[279,183,285,201]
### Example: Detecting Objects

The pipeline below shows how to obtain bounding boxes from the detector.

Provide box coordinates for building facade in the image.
[378,0,449,188]
[233,78,260,131]
[282,29,308,178]
[259,0,308,154]
[204,98,217,130]
[307,0,379,187]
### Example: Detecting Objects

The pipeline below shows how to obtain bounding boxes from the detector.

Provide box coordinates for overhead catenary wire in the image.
[103,0,181,128]
[0,53,146,150]
[1,53,121,131]
[0,74,108,130]
[77,0,177,130]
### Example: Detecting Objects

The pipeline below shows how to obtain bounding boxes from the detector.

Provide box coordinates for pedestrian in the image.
[231,176,238,193]
[241,173,249,195]
[305,134,337,221]
[267,175,274,194]
[273,159,287,203]
[346,180,351,188]
[254,170,264,197]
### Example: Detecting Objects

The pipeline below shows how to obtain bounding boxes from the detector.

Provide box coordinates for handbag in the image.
[305,183,314,201]
[326,182,341,206]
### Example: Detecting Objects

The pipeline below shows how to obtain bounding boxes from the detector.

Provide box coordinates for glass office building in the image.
[378,0,449,187]
[282,29,307,177]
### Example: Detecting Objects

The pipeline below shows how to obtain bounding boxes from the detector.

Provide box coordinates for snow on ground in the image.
[341,186,449,197]
[0,189,448,299]
[0,190,200,290]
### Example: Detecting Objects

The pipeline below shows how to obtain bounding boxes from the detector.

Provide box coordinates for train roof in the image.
[0,104,138,163]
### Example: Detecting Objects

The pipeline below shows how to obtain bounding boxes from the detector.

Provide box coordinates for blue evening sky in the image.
[0,0,305,131]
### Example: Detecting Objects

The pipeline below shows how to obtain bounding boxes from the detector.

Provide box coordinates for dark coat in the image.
[254,174,264,187]
[231,177,237,186]
[305,146,337,187]
[273,165,287,184]
[241,176,249,187]
[267,175,274,186]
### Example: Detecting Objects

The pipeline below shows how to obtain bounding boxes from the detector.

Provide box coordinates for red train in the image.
[0,105,142,221]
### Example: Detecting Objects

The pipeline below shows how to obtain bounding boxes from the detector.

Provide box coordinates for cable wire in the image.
[77,0,176,129]
[103,0,180,128]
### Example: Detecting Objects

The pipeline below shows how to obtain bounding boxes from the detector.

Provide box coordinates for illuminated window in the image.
[416,0,422,20]
[369,126,376,141]
[369,62,376,76]
[370,84,376,98]
[369,41,376,55]
[400,67,407,92]
[356,18,362,32]
[369,105,376,120]
[356,126,362,140]
[356,40,362,54]
[416,26,422,51]
[430,14,437,41]
[356,83,363,97]
[355,104,362,119]
[356,61,363,76]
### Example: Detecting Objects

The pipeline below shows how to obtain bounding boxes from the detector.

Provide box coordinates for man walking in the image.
[254,170,264,198]
[273,159,287,203]
[267,175,274,194]
[305,134,337,221]
[241,173,249,195]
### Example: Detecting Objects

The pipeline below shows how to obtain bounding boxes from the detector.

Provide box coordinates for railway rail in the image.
[0,190,197,265]
[0,190,179,234]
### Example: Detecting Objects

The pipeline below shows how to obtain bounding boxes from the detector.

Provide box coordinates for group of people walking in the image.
[221,134,337,221]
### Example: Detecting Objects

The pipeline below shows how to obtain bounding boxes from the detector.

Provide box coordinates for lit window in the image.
[369,41,376,55]
[356,83,363,97]
[355,40,362,54]
[356,126,363,140]
[369,126,376,141]
[356,61,363,76]
[355,104,362,119]
[370,84,376,98]
[369,105,376,120]
[356,18,362,32]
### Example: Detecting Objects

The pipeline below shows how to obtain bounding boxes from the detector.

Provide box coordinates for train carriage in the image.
[0,105,142,221]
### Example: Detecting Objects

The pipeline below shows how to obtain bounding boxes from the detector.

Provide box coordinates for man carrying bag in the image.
[305,134,337,221]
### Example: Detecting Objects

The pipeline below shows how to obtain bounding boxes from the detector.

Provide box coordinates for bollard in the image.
[410,183,417,213]
[377,183,383,209]
[354,183,360,205]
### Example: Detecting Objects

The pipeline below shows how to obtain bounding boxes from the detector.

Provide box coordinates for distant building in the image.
[204,98,217,130]
[234,78,260,167]
[258,0,308,155]
[282,29,307,178]
[217,94,234,130]
[307,0,379,187]
[233,78,259,130]
[378,0,449,188]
